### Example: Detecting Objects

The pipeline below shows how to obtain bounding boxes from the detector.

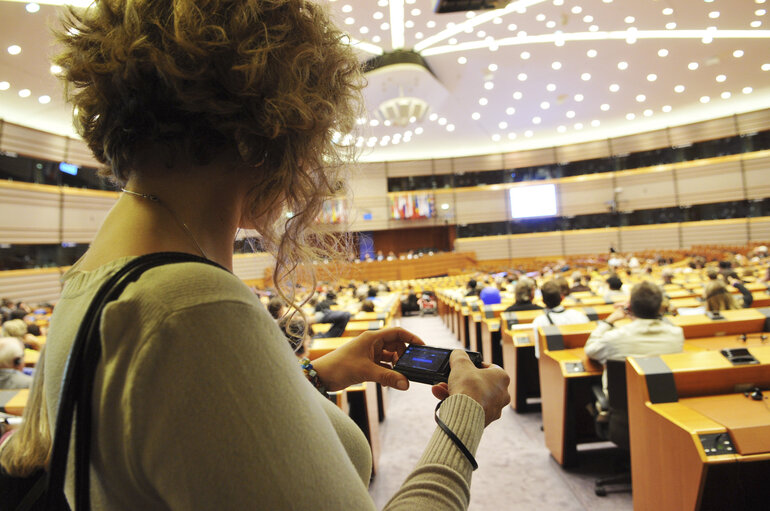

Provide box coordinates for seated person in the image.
[360,300,376,313]
[1,319,42,350]
[705,278,752,311]
[400,286,419,315]
[585,281,684,396]
[465,279,481,297]
[0,337,32,389]
[532,281,590,358]
[479,280,501,305]
[417,293,437,313]
[504,278,543,312]
[569,272,591,293]
[279,315,311,358]
[312,291,351,338]
[267,297,287,320]
[602,274,626,303]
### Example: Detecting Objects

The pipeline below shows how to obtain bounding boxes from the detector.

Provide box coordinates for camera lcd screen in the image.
[398,346,449,371]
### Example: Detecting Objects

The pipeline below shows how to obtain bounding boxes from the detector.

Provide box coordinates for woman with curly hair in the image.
[38,1,510,509]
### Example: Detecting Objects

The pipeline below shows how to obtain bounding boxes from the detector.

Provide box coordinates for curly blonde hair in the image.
[54,0,363,302]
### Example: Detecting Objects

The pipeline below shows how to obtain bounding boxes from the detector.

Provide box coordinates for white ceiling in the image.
[0,0,769,164]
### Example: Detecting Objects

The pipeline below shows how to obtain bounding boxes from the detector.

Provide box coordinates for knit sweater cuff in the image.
[418,394,485,478]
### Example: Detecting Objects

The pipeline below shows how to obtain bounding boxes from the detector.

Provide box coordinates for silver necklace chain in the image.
[121,188,209,260]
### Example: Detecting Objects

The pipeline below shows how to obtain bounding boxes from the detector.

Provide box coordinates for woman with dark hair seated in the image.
[30,1,510,509]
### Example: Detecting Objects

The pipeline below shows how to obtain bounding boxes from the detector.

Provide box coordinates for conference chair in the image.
[591,359,632,497]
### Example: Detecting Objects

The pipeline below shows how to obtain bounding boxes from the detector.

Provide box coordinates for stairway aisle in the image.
[368,315,633,511]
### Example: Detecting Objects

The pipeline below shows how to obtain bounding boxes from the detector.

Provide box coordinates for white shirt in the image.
[532,306,591,358]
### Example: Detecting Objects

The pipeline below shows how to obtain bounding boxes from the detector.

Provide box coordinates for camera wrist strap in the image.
[434,400,478,471]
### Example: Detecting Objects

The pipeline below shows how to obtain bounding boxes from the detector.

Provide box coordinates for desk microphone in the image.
[749,388,763,401]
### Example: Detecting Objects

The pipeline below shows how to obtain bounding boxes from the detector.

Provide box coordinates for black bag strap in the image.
[46,252,225,510]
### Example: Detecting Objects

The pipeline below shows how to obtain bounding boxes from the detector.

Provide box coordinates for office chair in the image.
[592,358,632,497]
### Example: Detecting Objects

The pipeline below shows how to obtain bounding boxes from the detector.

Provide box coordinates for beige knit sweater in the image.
[44,256,485,510]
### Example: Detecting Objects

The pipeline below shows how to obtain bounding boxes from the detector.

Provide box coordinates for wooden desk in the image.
[626,347,770,511]
[345,382,381,475]
[0,388,28,416]
[500,325,540,412]
[311,320,384,338]
[307,337,351,360]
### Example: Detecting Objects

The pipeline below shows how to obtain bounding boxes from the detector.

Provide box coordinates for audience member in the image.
[603,274,626,303]
[585,281,684,395]
[360,300,375,313]
[0,337,32,389]
[313,291,351,338]
[504,278,543,312]
[266,297,286,320]
[465,278,481,297]
[532,281,590,358]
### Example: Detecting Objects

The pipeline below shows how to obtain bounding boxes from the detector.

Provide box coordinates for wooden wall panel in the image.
[232,253,275,282]
[386,159,432,177]
[509,232,563,259]
[556,139,611,163]
[454,235,509,261]
[563,228,619,256]
[373,226,453,255]
[65,138,101,168]
[619,224,680,252]
[349,195,389,231]
[454,189,508,224]
[433,158,453,174]
[558,177,614,216]
[669,116,737,146]
[349,162,387,198]
[743,154,770,200]
[675,159,744,205]
[0,181,60,243]
[736,108,770,135]
[503,147,556,169]
[453,154,504,173]
[0,268,63,304]
[680,219,749,247]
[610,129,669,155]
[0,122,67,162]
[615,168,677,211]
[749,217,770,243]
[60,189,117,243]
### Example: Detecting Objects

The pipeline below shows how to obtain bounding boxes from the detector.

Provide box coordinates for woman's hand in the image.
[311,327,424,392]
[431,350,510,426]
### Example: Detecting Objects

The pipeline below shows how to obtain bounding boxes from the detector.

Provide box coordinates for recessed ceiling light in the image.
[506,107,515,115]
[589,25,599,32]
[636,94,646,102]
[429,113,438,121]
[426,19,435,27]
[471,112,481,120]
[520,51,531,60]
[662,105,672,113]
[618,61,628,70]
[591,119,600,127]
[709,11,720,18]
[488,63,498,71]
[688,62,699,70]
[571,6,583,14]
[666,22,677,29]
[658,49,669,57]
[476,31,485,38]
[484,82,494,90]
[438,117,447,125]
[525,130,533,138]
[344,17,354,25]
[492,134,501,142]
[372,35,382,43]
[587,49,597,58]
[566,110,576,118]
[415,32,423,39]
[0,81,10,91]
[493,17,502,24]
[540,101,550,110]
[411,8,421,15]
[647,74,657,81]
[479,97,488,105]
[373,11,383,20]
[415,127,424,134]
[551,61,562,70]
[405,20,414,28]
[743,86,753,94]
[457,56,467,64]
[762,63,770,71]
[700,96,711,103]
[342,4,353,12]
[626,113,636,120]
[518,73,527,81]
[721,91,732,99]
[50,64,63,74]
[663,8,673,15]
[674,84,685,93]
[716,74,727,82]
[359,26,369,34]
[625,16,635,23]
[18,89,31,98]
[448,38,457,44]
[513,91,523,99]
[380,22,389,30]
[532,116,542,124]
[702,35,713,44]
[581,73,591,81]
[376,0,387,6]
[643,109,653,117]
[546,83,556,91]
[733,50,744,58]
[498,121,508,129]
[609,83,620,92]
[574,94,584,102]
[546,21,556,28]
[369,119,379,127]
[383,119,391,126]
[751,20,762,27]
[557,125,567,133]
[7,45,21,55]
[536,13,546,21]
[554,0,565,6]
[756,8,767,15]
[600,103,610,111]
[508,132,517,140]
[26,3,40,13]
[446,124,455,132]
